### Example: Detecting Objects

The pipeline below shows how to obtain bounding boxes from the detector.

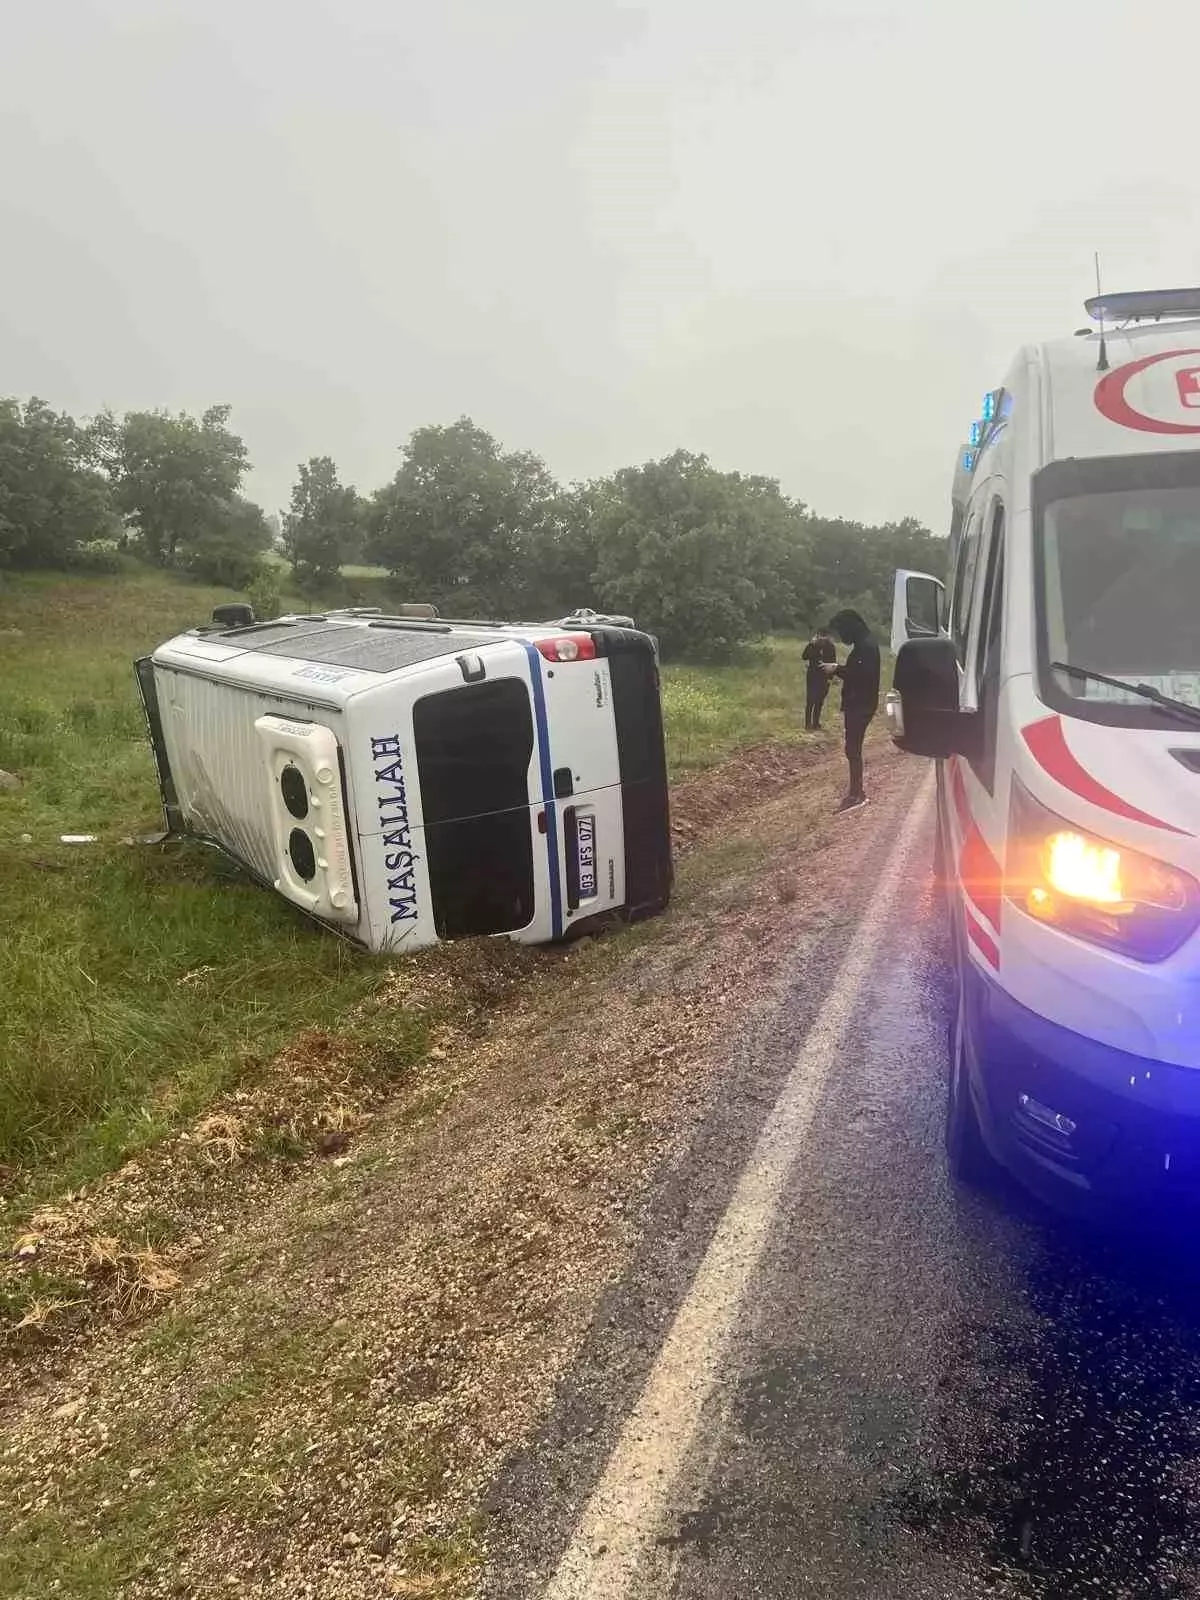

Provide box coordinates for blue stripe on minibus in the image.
[521,642,563,939]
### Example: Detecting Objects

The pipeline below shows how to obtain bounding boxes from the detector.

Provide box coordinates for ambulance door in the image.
[945,488,1008,972]
[890,570,948,654]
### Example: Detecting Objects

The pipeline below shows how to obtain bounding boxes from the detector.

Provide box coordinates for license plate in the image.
[577,813,597,899]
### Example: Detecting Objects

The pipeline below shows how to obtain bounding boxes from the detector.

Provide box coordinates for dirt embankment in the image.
[1,731,918,1600]
[670,737,841,852]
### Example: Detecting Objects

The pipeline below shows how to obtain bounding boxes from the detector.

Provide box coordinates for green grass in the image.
[0,572,390,1190]
[660,635,895,775]
[0,1308,357,1596]
[338,562,391,580]
[661,637,812,773]
[0,572,823,1198]
[0,1295,482,1597]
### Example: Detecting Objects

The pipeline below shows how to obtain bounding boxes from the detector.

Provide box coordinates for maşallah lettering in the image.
[371,734,420,923]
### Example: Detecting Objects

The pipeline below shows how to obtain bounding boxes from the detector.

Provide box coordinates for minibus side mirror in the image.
[888,636,982,760]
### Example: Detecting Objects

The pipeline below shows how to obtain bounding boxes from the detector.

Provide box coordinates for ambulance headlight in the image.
[1008,782,1200,962]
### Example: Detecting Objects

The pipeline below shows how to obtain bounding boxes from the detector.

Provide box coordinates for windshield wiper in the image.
[1051,661,1200,729]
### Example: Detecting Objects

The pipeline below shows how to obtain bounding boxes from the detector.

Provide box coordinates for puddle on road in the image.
[892,1229,1200,1598]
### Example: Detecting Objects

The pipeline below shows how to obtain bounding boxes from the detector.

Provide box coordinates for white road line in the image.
[543,773,935,1599]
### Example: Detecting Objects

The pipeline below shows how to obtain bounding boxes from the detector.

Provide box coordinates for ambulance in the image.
[136,608,672,954]
[887,287,1200,1208]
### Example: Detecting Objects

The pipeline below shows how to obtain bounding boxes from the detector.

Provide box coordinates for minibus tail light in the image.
[536,634,597,663]
[1006,781,1199,962]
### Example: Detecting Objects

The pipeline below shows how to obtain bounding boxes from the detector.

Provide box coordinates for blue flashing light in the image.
[982,391,998,423]
[962,448,977,472]
[969,420,984,447]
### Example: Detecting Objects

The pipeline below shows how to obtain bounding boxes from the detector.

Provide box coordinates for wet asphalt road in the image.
[487,782,1200,1600]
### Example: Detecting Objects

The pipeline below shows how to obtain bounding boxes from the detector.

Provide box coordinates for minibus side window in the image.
[970,504,1006,793]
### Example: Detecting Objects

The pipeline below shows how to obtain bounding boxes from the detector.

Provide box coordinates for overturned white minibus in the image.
[136,609,672,953]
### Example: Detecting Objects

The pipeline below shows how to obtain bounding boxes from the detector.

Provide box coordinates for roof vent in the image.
[212,603,255,628]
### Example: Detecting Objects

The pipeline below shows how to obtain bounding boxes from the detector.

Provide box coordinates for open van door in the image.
[890,569,946,654]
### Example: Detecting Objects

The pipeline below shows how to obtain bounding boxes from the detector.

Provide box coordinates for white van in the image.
[888,287,1200,1209]
[136,609,672,953]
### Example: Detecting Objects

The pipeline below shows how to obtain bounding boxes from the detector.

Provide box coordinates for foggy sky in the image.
[3,0,1198,535]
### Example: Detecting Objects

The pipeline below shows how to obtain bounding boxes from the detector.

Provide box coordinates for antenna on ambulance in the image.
[1094,252,1110,372]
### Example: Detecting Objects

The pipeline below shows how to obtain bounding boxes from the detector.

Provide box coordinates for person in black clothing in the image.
[801,629,837,729]
[823,609,881,812]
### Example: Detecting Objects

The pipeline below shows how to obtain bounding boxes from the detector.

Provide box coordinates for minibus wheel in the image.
[945,966,994,1188]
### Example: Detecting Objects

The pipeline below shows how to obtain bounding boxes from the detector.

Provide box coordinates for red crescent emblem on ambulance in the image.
[1094,348,1200,435]
[1022,716,1189,835]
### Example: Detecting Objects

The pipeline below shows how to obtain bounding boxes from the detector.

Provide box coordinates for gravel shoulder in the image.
[1,730,921,1600]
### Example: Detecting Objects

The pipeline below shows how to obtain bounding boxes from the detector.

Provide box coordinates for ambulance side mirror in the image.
[888,636,982,761]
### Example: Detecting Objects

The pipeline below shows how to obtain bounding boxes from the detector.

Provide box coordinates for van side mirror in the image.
[889,636,982,760]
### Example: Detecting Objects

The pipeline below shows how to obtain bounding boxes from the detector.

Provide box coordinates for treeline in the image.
[0,401,945,661]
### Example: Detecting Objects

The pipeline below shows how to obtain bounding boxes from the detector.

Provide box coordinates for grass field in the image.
[0,571,822,1203]
[661,639,810,772]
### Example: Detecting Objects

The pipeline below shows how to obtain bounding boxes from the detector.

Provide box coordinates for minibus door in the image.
[535,646,626,928]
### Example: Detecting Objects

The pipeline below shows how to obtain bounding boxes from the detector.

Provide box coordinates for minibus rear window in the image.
[412,679,534,824]
[423,810,536,938]
[413,679,535,937]
[608,647,668,789]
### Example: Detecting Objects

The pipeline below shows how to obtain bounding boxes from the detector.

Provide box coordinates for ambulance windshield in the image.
[1037,456,1200,726]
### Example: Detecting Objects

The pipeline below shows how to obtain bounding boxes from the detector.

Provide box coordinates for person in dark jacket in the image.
[823,609,881,812]
[801,629,837,729]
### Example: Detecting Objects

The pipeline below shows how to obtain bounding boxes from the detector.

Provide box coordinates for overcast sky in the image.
[2,0,1198,533]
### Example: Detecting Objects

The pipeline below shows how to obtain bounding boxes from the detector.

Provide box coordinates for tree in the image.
[521,480,607,619]
[247,561,285,623]
[587,451,809,661]
[96,404,250,566]
[283,456,362,591]
[803,512,946,636]
[184,495,274,588]
[0,398,117,569]
[367,418,562,616]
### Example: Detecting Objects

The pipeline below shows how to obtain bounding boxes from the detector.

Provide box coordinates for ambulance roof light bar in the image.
[1085,287,1200,324]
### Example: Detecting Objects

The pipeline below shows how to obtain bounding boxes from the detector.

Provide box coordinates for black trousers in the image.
[804,675,829,729]
[844,709,873,797]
